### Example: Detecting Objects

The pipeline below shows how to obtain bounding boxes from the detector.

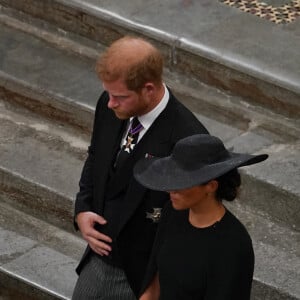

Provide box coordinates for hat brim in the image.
[134,152,268,191]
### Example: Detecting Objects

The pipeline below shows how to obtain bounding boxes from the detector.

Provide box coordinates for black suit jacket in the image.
[74,89,209,296]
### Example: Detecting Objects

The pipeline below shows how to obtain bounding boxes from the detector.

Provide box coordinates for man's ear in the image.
[143,82,155,93]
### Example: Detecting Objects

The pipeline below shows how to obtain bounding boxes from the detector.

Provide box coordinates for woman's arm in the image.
[139,273,160,300]
[205,239,254,300]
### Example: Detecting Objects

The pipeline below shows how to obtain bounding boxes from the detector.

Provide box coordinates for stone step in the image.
[0,201,85,300]
[0,18,298,142]
[0,20,100,133]
[0,0,299,119]
[0,98,89,232]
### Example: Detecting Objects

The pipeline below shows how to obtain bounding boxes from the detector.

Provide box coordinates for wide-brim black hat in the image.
[134,134,268,191]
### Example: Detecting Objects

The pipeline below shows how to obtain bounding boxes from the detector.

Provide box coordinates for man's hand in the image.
[76,211,112,256]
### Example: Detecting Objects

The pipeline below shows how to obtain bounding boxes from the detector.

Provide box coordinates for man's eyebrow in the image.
[111,94,128,98]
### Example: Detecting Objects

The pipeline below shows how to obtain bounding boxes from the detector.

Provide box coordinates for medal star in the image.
[146,208,162,223]
[123,135,135,153]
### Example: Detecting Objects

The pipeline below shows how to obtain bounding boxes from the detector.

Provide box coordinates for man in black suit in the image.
[72,36,208,299]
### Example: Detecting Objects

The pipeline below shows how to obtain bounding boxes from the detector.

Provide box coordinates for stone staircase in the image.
[0,1,299,299]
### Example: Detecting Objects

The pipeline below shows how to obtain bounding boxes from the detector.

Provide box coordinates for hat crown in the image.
[172,135,229,169]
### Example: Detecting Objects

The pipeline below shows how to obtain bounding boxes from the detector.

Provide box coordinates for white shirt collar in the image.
[136,84,169,132]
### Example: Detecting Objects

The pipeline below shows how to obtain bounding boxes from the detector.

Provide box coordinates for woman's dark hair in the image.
[215,169,241,202]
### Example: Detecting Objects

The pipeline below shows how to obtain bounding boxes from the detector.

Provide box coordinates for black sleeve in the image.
[204,238,254,300]
[73,92,108,226]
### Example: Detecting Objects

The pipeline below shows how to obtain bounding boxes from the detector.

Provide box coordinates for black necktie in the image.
[114,117,143,169]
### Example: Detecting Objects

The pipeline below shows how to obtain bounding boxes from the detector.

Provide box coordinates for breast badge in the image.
[146,208,162,223]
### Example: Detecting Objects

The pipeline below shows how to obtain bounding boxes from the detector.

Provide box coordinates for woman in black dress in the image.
[134,134,268,300]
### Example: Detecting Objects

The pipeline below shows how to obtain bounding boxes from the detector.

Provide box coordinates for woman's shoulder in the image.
[219,209,253,245]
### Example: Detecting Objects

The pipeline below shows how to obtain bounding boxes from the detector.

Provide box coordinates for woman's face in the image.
[169,185,208,210]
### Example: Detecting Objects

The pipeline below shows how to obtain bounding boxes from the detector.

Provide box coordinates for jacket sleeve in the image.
[73,92,108,226]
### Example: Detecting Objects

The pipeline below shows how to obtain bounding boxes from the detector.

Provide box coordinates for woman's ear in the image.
[206,180,218,193]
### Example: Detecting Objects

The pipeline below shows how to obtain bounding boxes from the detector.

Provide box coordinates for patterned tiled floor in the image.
[219,0,300,24]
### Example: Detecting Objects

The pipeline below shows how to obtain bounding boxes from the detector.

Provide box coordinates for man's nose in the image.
[107,95,118,108]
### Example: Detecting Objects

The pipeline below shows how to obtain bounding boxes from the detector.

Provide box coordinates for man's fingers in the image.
[77,211,107,227]
[93,214,107,225]
[77,211,113,255]
[90,245,110,256]
[88,237,112,255]
[86,228,112,243]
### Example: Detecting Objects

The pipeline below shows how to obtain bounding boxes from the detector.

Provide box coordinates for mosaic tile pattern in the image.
[219,0,300,24]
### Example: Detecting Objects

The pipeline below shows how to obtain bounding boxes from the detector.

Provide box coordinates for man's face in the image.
[103,79,151,119]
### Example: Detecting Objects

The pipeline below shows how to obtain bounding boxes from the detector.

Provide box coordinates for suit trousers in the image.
[72,253,136,300]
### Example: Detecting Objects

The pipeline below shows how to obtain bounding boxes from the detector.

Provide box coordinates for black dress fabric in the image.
[144,204,254,300]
